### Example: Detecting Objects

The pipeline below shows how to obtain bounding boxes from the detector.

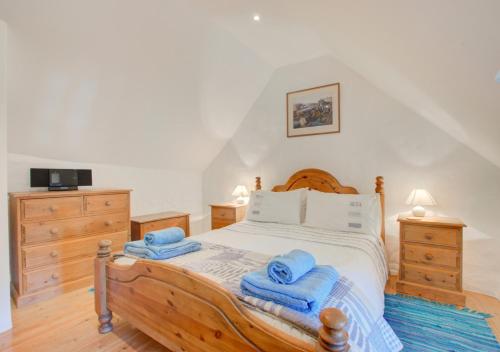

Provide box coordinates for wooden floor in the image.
[0,277,498,351]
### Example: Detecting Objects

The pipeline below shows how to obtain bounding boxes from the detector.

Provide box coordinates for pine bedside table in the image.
[210,203,247,230]
[396,216,466,305]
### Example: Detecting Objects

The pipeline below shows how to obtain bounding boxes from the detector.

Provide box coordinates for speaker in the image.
[77,169,92,186]
[30,168,49,187]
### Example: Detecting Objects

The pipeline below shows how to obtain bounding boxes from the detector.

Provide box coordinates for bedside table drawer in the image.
[402,243,459,269]
[403,224,459,247]
[401,263,460,291]
[212,207,235,220]
[212,219,234,230]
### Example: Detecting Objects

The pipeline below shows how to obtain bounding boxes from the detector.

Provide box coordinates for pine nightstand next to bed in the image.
[210,203,246,230]
[396,216,466,306]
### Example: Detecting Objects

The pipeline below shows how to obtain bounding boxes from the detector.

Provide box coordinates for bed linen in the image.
[116,220,402,352]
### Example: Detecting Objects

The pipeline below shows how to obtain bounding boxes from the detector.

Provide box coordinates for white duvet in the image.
[193,220,389,345]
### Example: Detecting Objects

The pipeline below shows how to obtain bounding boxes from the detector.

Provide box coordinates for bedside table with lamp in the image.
[396,189,466,305]
[210,185,249,230]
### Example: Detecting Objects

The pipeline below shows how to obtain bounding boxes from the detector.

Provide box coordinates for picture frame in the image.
[286,83,340,137]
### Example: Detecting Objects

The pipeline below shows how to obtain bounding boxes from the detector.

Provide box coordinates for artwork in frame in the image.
[286,83,340,137]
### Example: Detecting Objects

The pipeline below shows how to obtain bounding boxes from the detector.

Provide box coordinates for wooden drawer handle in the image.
[105,220,113,226]
[424,233,433,240]
[49,205,58,212]
[50,250,59,258]
[424,274,433,282]
[424,253,434,261]
[51,273,60,280]
[105,201,112,206]
[49,228,59,235]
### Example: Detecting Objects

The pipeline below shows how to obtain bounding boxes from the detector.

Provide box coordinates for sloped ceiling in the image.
[1,0,499,170]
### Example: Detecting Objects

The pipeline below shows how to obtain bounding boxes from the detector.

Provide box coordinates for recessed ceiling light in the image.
[253,14,261,22]
[496,70,500,83]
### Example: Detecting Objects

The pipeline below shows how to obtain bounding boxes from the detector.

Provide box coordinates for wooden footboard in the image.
[94,241,350,352]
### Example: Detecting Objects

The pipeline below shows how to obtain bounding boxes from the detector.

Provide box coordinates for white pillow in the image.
[304,190,381,237]
[246,189,307,225]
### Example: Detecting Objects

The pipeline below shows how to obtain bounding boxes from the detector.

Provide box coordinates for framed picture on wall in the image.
[286,83,340,137]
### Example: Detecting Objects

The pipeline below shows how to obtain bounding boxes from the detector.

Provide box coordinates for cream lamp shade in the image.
[232,185,249,204]
[406,189,437,217]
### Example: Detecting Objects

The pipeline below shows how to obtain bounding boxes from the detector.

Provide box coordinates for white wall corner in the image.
[0,20,13,333]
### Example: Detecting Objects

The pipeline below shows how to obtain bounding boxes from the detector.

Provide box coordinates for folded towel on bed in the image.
[144,226,185,246]
[124,239,201,260]
[267,249,316,284]
[241,265,339,313]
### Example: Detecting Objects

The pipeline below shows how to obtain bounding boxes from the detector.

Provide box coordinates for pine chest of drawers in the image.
[9,189,131,306]
[396,216,466,306]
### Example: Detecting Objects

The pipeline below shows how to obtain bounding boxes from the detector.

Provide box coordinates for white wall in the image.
[203,56,500,299]
[8,154,205,234]
[0,20,12,333]
[0,0,274,171]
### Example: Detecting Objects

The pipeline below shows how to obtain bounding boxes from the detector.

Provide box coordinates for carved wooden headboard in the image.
[255,168,386,242]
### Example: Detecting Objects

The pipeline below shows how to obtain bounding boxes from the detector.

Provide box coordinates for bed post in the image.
[375,176,385,243]
[316,308,350,352]
[95,239,113,334]
[255,176,262,190]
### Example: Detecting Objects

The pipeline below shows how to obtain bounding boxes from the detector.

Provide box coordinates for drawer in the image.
[401,263,460,291]
[22,197,82,221]
[22,212,129,245]
[142,217,188,234]
[403,224,459,247]
[212,219,234,230]
[22,232,127,270]
[23,257,94,293]
[85,193,129,214]
[85,212,129,236]
[402,243,459,269]
[212,207,235,220]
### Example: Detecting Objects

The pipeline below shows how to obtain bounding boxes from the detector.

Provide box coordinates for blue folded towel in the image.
[124,239,201,260]
[241,265,339,313]
[144,226,185,246]
[267,249,316,284]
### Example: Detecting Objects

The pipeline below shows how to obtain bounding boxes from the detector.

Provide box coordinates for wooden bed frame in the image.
[95,168,385,352]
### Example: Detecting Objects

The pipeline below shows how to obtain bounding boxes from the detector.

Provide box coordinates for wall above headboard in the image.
[202,56,500,299]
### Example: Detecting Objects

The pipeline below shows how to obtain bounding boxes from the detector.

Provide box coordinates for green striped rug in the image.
[384,294,500,351]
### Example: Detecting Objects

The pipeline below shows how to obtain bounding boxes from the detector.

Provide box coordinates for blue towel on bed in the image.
[124,239,201,260]
[144,227,185,246]
[241,265,339,313]
[267,249,316,284]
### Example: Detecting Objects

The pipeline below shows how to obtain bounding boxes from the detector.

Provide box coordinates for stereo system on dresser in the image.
[9,189,131,306]
[30,168,93,191]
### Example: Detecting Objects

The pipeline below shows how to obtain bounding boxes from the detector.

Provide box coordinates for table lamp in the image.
[406,189,437,217]
[232,185,249,204]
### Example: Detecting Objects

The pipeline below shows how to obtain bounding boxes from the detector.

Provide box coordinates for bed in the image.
[94,168,402,352]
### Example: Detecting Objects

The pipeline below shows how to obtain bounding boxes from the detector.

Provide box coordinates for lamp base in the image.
[235,196,246,204]
[411,205,426,217]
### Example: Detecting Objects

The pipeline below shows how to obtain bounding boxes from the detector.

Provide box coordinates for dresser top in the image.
[210,202,247,208]
[131,211,190,224]
[398,215,466,227]
[9,188,132,198]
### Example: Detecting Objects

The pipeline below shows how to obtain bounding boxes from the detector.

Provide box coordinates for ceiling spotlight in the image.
[253,14,261,22]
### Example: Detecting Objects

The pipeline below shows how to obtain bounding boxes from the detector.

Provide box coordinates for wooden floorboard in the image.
[0,277,498,351]
[0,287,169,352]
